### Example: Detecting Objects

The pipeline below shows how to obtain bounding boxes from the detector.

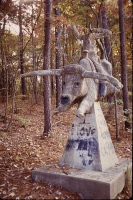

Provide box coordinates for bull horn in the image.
[21,69,63,78]
[90,28,112,36]
[82,71,123,89]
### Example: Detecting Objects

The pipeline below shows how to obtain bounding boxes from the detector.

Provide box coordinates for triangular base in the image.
[60,102,118,171]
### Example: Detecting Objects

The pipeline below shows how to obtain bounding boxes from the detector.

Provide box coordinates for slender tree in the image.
[54,3,62,107]
[31,4,38,104]
[131,0,133,69]
[101,1,111,62]
[19,1,26,96]
[0,20,6,102]
[118,0,130,130]
[43,0,52,134]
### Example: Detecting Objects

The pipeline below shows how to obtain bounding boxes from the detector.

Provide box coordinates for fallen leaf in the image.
[9,192,15,197]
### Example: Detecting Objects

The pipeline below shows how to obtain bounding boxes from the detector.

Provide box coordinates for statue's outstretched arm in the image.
[70,24,82,40]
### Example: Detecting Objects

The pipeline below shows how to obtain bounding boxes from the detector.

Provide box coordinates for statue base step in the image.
[60,102,118,171]
[32,158,132,199]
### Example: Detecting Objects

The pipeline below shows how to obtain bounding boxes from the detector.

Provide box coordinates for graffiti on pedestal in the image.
[101,142,116,156]
[78,137,99,166]
[78,126,96,136]
[71,120,96,137]
[65,118,100,166]
[65,136,99,166]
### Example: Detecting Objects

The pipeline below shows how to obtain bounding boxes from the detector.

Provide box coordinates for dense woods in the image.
[0,0,132,199]
[0,0,132,131]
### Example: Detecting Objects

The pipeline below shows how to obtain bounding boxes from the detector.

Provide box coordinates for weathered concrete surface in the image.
[32,158,132,199]
[60,102,118,171]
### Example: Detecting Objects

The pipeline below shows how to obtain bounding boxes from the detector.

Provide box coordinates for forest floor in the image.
[0,96,132,199]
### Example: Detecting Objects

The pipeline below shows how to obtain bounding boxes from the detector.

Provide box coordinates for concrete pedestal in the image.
[32,102,132,199]
[60,102,118,171]
[32,158,132,199]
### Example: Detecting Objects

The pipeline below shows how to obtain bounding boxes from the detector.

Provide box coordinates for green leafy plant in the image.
[116,99,123,105]
[18,116,30,127]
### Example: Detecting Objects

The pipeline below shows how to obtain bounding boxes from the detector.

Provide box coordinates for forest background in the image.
[0,0,132,199]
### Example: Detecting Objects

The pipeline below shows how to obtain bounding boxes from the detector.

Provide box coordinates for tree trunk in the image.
[131,0,133,98]
[6,69,19,132]
[19,2,26,96]
[32,5,38,104]
[62,24,68,65]
[43,0,52,134]
[55,5,62,107]
[118,0,130,130]
[1,50,6,102]
[101,3,111,62]
[0,19,6,102]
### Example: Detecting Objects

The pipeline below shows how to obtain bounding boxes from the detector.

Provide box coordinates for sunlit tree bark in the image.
[43,0,52,134]
[0,20,6,102]
[19,1,26,96]
[118,0,130,130]
[55,3,62,107]
[31,4,38,104]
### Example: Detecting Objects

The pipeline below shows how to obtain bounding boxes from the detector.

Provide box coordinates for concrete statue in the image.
[21,27,131,199]
[21,43,122,171]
